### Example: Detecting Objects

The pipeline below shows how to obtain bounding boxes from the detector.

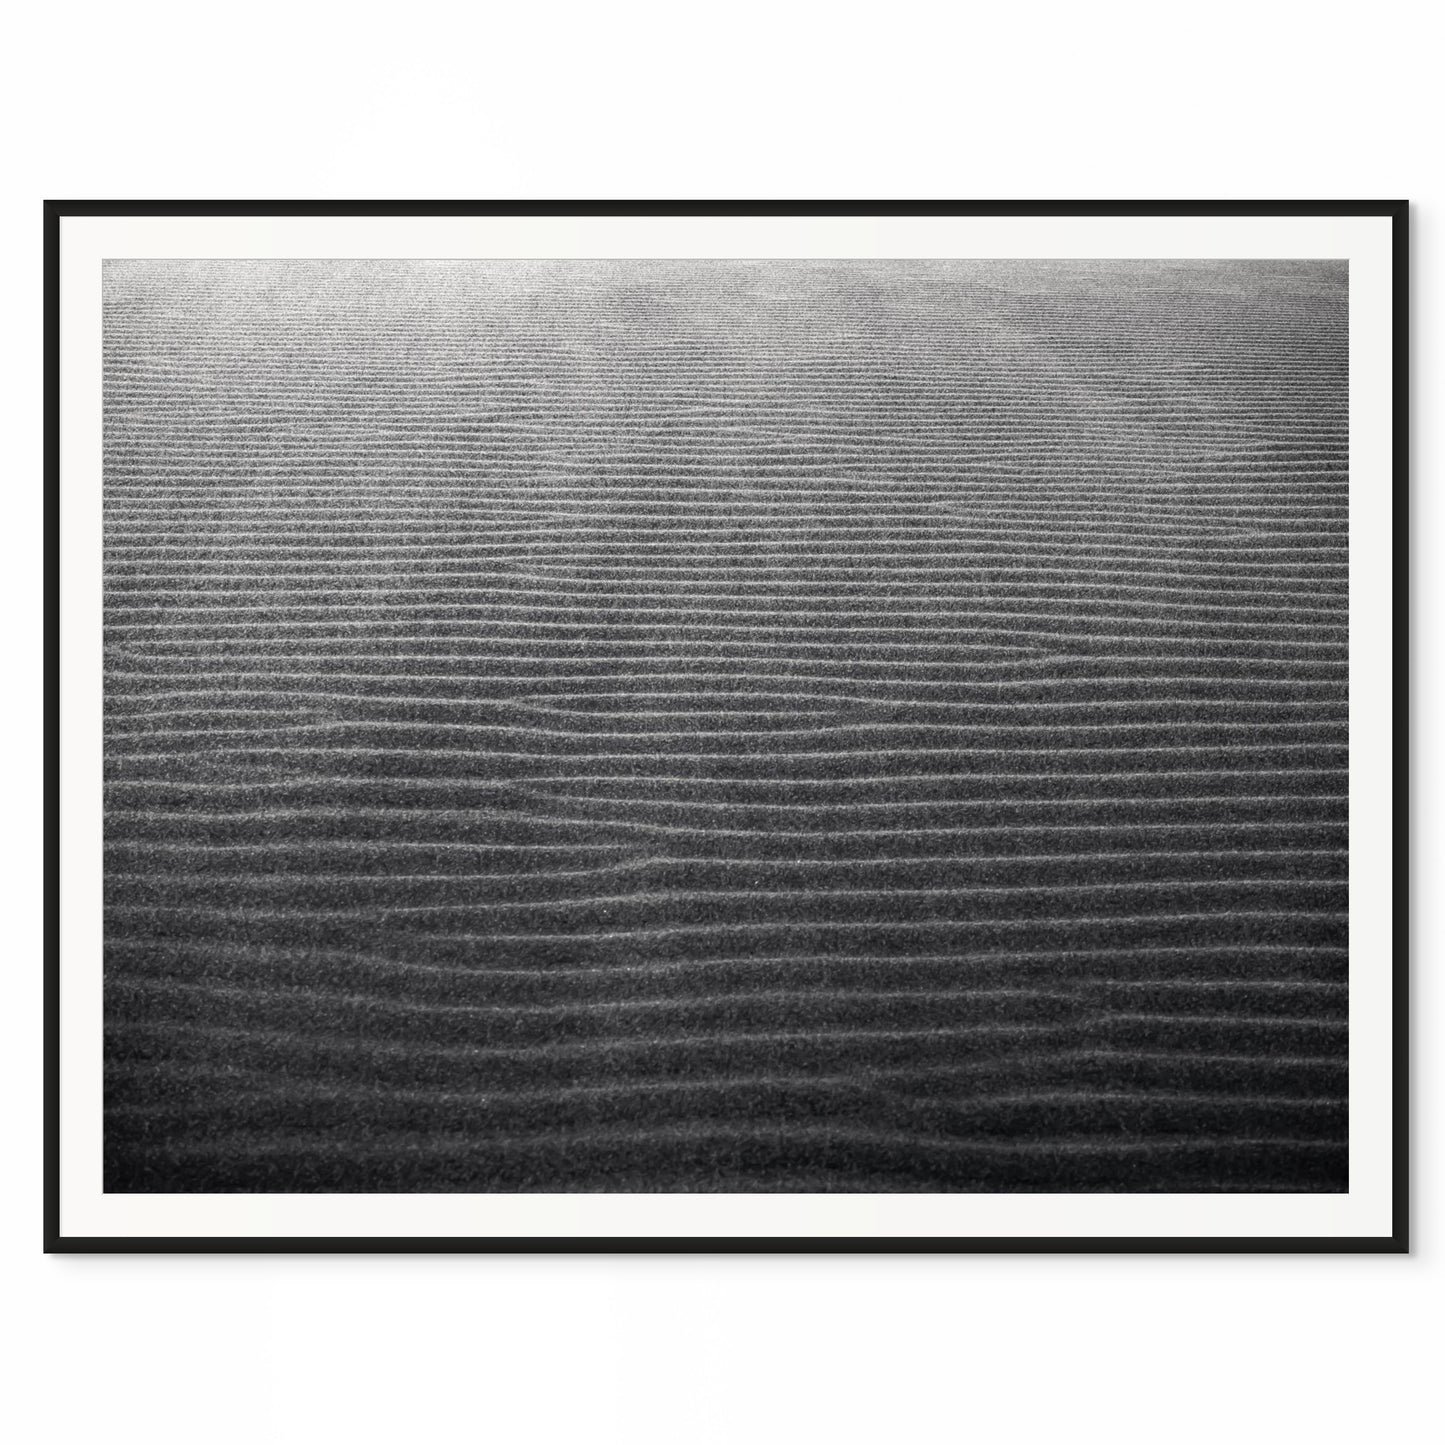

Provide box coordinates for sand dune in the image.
[102,259,1347,1192]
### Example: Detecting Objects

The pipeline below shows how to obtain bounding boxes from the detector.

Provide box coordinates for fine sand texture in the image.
[102,259,1348,1192]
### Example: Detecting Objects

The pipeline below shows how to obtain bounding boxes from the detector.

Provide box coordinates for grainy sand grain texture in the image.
[102,259,1348,1192]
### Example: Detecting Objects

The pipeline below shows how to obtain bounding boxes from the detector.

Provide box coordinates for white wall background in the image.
[2,4,1436,1440]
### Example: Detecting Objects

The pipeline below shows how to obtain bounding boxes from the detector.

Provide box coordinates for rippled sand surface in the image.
[103,259,1348,1192]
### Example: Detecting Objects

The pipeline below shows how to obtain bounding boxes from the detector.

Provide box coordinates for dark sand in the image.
[102,259,1348,1192]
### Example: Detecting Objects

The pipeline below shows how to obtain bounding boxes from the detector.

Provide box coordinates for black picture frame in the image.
[44,199,1410,1254]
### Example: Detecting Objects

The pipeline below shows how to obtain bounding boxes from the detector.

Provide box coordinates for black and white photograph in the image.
[13,10,1438,1441]
[48,202,1405,1248]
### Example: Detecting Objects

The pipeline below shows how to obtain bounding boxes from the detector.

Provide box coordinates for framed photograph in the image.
[46,200,1408,1252]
